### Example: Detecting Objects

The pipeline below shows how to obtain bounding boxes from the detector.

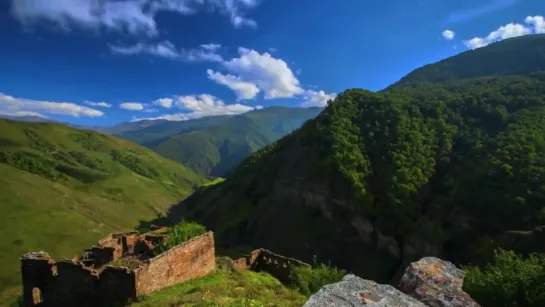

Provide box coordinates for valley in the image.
[2,34,545,307]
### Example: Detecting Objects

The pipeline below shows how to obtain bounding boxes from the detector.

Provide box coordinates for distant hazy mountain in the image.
[107,106,323,177]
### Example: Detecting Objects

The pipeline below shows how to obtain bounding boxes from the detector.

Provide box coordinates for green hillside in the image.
[0,119,205,302]
[158,35,545,284]
[112,107,322,177]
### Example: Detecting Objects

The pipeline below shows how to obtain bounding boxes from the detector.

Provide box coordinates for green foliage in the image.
[290,259,347,296]
[463,249,545,307]
[157,220,207,253]
[174,35,545,282]
[110,149,159,179]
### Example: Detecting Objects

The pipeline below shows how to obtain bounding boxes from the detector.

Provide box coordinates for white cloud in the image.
[201,43,221,51]
[153,98,174,108]
[526,16,545,34]
[463,15,543,49]
[10,0,260,35]
[119,102,145,111]
[301,90,336,107]
[442,29,455,40]
[109,41,223,62]
[207,69,260,100]
[109,41,181,59]
[0,92,103,117]
[84,100,112,108]
[214,48,303,99]
[132,93,257,121]
[0,111,49,118]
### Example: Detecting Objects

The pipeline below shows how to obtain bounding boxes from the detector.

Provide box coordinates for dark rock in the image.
[399,257,480,307]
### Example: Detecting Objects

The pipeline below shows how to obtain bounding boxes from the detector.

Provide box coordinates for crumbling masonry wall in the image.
[135,231,215,294]
[21,231,215,307]
[234,249,311,283]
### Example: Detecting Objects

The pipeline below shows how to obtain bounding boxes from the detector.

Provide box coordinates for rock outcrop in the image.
[303,257,480,307]
[398,257,480,307]
[303,274,427,307]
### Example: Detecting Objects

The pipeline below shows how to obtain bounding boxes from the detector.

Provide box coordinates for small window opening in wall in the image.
[32,287,43,305]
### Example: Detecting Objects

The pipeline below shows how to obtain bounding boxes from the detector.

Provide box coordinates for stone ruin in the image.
[21,229,215,307]
[233,248,311,283]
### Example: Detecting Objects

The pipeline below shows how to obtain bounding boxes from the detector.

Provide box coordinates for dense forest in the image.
[160,35,545,294]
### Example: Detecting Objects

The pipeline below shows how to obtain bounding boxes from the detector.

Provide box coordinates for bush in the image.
[156,220,207,254]
[463,249,545,307]
[289,258,346,296]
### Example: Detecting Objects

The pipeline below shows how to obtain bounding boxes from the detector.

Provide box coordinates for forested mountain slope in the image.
[111,107,322,177]
[0,119,205,301]
[164,34,545,283]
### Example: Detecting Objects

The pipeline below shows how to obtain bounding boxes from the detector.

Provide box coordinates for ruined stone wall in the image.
[235,249,311,283]
[21,231,216,306]
[134,231,216,295]
[21,254,137,307]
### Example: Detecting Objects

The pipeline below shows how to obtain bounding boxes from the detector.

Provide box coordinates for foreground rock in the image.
[303,274,427,307]
[399,257,480,307]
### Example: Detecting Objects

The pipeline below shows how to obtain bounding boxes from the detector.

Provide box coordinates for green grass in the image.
[155,220,207,254]
[131,258,306,307]
[0,119,206,303]
[203,177,225,187]
[289,261,347,297]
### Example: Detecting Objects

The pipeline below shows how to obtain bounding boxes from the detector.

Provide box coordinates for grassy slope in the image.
[150,107,323,177]
[0,119,205,302]
[132,258,305,307]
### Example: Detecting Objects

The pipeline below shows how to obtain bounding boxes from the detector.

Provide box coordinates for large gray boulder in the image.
[398,257,480,307]
[303,274,427,307]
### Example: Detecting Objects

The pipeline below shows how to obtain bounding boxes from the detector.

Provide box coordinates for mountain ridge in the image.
[156,34,545,284]
[111,106,323,177]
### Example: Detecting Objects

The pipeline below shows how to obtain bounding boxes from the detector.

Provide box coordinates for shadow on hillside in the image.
[136,185,215,232]
[136,184,254,258]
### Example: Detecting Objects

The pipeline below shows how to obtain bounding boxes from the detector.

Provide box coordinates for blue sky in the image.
[0,0,543,126]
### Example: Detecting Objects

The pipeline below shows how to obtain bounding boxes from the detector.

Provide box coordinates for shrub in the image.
[156,220,207,254]
[289,258,346,297]
[463,249,545,307]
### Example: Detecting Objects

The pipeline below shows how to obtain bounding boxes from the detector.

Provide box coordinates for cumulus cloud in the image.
[10,0,260,35]
[301,90,336,107]
[207,69,260,100]
[132,93,258,121]
[119,102,145,111]
[153,98,174,108]
[109,41,223,62]
[210,48,303,99]
[442,29,455,40]
[84,100,112,108]
[463,15,542,49]
[526,16,545,34]
[0,92,103,117]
